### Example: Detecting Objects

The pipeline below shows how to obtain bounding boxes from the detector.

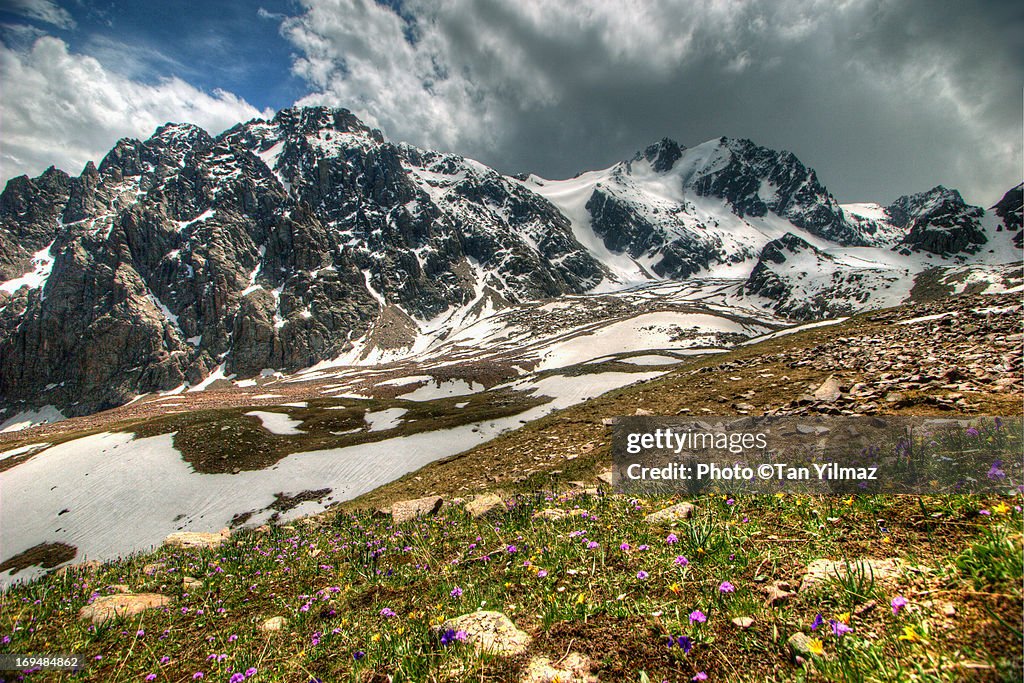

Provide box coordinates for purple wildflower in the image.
[677,635,693,653]
[245,668,258,676]
[718,581,735,593]
[689,610,707,624]
[353,651,365,661]
[666,533,678,544]
[193,674,204,681]
[811,613,824,631]
[450,586,463,598]
[380,607,397,618]
[230,674,246,683]
[891,596,908,615]
[693,673,708,681]
[620,542,631,551]
[146,676,157,682]
[587,541,599,550]
[830,619,852,637]
[637,570,649,580]
[988,460,1006,480]
[674,555,689,566]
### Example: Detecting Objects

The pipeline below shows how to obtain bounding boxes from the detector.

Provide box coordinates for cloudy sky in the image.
[0,0,1021,205]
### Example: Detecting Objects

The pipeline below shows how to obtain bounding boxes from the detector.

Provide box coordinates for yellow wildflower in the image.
[837,612,851,624]
[993,502,1010,515]
[898,625,920,642]
[807,638,825,656]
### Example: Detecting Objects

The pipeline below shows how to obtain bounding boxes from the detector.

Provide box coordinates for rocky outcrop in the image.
[992,183,1022,247]
[691,138,863,245]
[889,186,987,255]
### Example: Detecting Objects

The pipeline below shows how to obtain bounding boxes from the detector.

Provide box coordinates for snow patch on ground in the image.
[397,379,484,401]
[244,411,306,435]
[0,406,65,433]
[618,354,684,366]
[364,408,408,432]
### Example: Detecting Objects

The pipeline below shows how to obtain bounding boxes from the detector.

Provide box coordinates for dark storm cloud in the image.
[288,0,1022,205]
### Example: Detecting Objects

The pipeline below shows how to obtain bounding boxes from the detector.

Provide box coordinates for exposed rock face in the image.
[889,186,987,255]
[0,166,70,280]
[992,183,1023,246]
[690,138,861,245]
[743,233,875,320]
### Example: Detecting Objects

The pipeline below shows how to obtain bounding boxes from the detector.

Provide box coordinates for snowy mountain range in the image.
[0,106,1021,424]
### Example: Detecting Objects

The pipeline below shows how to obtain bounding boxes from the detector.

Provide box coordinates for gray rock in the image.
[389,495,444,524]
[432,611,531,656]
[643,502,694,524]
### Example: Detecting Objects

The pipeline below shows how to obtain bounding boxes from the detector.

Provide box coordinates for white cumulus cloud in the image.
[0,36,272,184]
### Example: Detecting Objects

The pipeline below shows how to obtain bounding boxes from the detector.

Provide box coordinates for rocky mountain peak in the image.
[887,185,986,255]
[886,185,966,228]
[680,137,863,245]
[637,137,685,173]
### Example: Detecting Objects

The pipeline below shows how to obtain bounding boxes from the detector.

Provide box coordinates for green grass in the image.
[1,491,1020,682]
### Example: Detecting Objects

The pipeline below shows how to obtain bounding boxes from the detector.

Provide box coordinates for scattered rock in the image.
[389,495,444,524]
[141,563,164,575]
[465,493,505,519]
[634,408,654,416]
[533,509,569,521]
[787,632,819,662]
[254,525,271,534]
[799,558,904,593]
[940,602,957,617]
[813,375,842,402]
[643,502,694,524]
[596,470,614,486]
[732,616,755,629]
[433,611,531,656]
[107,584,130,594]
[520,652,598,683]
[163,528,230,550]
[183,576,203,591]
[761,581,795,606]
[78,593,168,625]
[260,616,288,632]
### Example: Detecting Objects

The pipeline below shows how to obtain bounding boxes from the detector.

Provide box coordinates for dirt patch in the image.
[0,542,77,575]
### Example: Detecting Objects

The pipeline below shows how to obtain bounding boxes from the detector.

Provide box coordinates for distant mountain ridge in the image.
[0,106,1020,420]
